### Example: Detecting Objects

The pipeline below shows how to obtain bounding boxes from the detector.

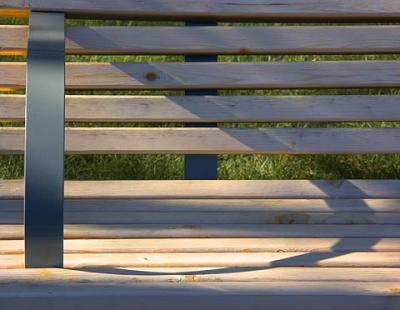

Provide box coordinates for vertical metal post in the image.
[184,21,218,180]
[25,12,65,268]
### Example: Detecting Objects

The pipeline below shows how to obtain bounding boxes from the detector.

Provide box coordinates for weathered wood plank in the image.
[0,197,400,214]
[1,284,399,310]
[3,61,400,90]
[2,198,400,224]
[0,62,24,91]
[3,252,400,269]
[2,180,400,199]
[6,26,400,55]
[2,0,400,21]
[2,238,399,255]
[3,211,400,224]
[0,26,27,55]
[3,127,400,155]
[2,199,400,213]
[0,267,399,283]
[65,26,400,55]
[0,281,398,310]
[2,224,400,239]
[3,95,400,123]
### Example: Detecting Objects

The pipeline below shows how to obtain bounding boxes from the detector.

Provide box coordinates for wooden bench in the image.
[1,0,400,309]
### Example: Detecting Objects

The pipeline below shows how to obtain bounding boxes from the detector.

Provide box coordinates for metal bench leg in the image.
[184,21,218,180]
[24,12,65,268]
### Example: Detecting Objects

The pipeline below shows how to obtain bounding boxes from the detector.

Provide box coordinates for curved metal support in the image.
[24,11,65,268]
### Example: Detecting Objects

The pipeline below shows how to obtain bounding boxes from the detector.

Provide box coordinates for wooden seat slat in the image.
[0,280,398,309]
[2,224,400,240]
[3,252,400,269]
[2,199,400,213]
[1,267,399,283]
[3,61,400,90]
[2,196,400,224]
[3,211,400,225]
[3,180,400,199]
[2,0,400,21]
[2,238,400,255]
[3,95,400,123]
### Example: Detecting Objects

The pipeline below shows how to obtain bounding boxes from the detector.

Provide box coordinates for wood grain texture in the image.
[2,198,400,224]
[3,252,400,269]
[3,211,400,225]
[3,95,400,123]
[2,224,400,239]
[0,267,399,283]
[6,25,400,55]
[3,61,400,90]
[2,127,400,155]
[2,180,400,199]
[0,282,398,310]
[0,62,24,91]
[2,198,400,212]
[64,26,400,55]
[0,26,26,55]
[2,0,400,21]
[2,238,400,255]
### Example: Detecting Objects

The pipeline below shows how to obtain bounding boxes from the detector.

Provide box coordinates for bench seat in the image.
[1,180,400,308]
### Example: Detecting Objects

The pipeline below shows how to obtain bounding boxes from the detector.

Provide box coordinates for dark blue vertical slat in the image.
[25,12,65,268]
[184,21,218,180]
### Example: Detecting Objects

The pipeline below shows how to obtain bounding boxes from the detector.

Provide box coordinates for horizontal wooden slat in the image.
[2,224,400,239]
[3,95,400,123]
[3,198,400,228]
[6,26,400,55]
[0,26,26,55]
[3,252,400,269]
[65,26,400,55]
[2,0,400,21]
[2,238,399,255]
[3,211,400,224]
[2,198,400,224]
[2,199,400,213]
[3,61,400,90]
[2,127,400,154]
[2,180,400,199]
[0,281,398,310]
[1,267,399,283]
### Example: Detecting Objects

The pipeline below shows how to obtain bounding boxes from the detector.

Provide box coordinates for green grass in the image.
[1,17,400,180]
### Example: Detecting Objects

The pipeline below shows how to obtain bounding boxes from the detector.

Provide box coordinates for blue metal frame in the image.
[24,12,65,268]
[184,21,218,180]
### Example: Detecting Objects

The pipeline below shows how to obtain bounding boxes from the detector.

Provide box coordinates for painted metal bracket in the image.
[24,11,65,268]
[184,21,218,180]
